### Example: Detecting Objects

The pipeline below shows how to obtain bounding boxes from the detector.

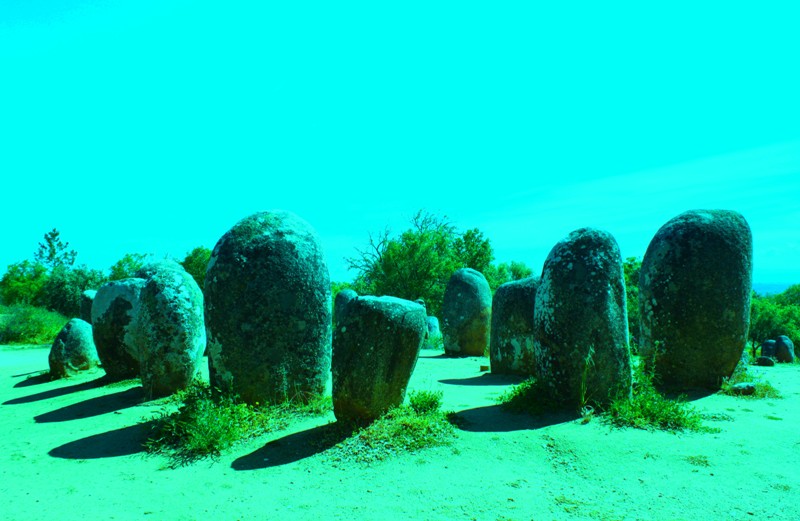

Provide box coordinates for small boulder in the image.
[534,228,631,408]
[425,316,442,349]
[80,290,96,323]
[92,278,146,380]
[639,210,753,390]
[775,336,795,363]
[760,340,777,358]
[49,319,100,379]
[205,210,332,405]
[441,268,492,357]
[128,269,206,399]
[728,382,756,396]
[490,277,539,375]
[756,356,775,367]
[332,296,426,424]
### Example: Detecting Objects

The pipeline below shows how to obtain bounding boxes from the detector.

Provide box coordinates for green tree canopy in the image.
[347,210,531,316]
[35,228,77,270]
[181,247,212,289]
[109,253,148,281]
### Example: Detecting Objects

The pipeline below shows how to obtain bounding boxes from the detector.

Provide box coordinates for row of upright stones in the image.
[484,209,753,408]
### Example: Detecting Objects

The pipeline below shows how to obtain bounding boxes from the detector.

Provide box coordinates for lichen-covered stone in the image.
[775,335,795,363]
[128,269,206,399]
[639,210,753,390]
[205,210,332,405]
[425,316,441,349]
[441,268,491,357]
[334,289,358,327]
[332,296,426,424]
[490,277,539,376]
[80,290,96,323]
[134,258,185,280]
[534,228,631,408]
[760,340,777,358]
[92,278,146,380]
[49,319,99,379]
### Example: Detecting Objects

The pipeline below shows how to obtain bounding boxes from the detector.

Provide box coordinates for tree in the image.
[39,265,107,317]
[0,260,49,305]
[109,253,148,281]
[773,284,800,307]
[347,210,523,316]
[35,228,77,270]
[623,256,642,348]
[181,247,212,289]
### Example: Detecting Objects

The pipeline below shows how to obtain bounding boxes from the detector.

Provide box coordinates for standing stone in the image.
[534,228,631,408]
[127,269,206,399]
[334,289,358,327]
[49,319,100,379]
[80,290,96,323]
[639,210,753,390]
[490,277,539,376]
[775,335,795,363]
[205,211,332,405]
[760,340,777,358]
[332,296,426,424]
[425,316,442,349]
[135,258,185,280]
[92,278,146,380]
[441,268,492,357]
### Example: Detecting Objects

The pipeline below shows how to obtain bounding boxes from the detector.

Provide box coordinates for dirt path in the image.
[1,346,798,520]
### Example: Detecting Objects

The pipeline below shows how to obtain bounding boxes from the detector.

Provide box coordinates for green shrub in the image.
[719,362,781,399]
[144,382,330,465]
[408,390,443,415]
[0,304,67,345]
[606,364,702,432]
[39,265,106,317]
[497,377,546,415]
[330,399,455,463]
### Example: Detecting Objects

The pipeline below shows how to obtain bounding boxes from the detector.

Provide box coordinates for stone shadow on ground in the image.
[452,404,578,433]
[34,386,143,423]
[418,353,450,359]
[5,376,108,404]
[11,371,50,386]
[439,373,523,387]
[49,421,154,459]
[232,422,350,471]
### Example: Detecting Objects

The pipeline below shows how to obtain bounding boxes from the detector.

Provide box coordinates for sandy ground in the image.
[1,345,799,521]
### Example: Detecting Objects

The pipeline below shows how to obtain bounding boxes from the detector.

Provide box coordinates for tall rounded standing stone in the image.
[490,277,539,375]
[128,269,206,399]
[205,211,332,405]
[775,335,795,363]
[92,278,146,380]
[49,319,100,379]
[441,268,492,357]
[639,210,753,389]
[334,289,358,327]
[332,296,426,424]
[534,228,630,408]
[80,290,96,323]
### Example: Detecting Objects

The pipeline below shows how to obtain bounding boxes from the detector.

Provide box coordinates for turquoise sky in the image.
[1,1,798,284]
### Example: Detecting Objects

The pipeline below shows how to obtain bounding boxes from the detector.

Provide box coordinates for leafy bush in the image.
[145,382,330,465]
[0,304,67,345]
[497,377,546,415]
[606,363,702,432]
[408,390,443,415]
[180,247,211,289]
[108,253,148,281]
[0,261,49,306]
[39,265,106,317]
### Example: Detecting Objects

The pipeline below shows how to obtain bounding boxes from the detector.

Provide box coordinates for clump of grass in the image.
[0,304,67,345]
[497,377,546,415]
[719,362,782,399]
[330,390,455,463]
[144,382,330,465]
[605,364,703,432]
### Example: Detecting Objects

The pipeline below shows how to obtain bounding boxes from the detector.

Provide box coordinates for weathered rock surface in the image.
[534,228,631,408]
[760,340,777,358]
[639,210,753,390]
[128,269,206,399]
[49,319,100,379]
[425,316,442,349]
[334,289,358,327]
[728,382,756,396]
[92,278,146,380]
[441,268,491,356]
[135,258,186,280]
[80,290,96,323]
[205,210,332,405]
[775,335,795,363]
[756,356,775,367]
[332,296,426,424]
[490,277,539,375]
